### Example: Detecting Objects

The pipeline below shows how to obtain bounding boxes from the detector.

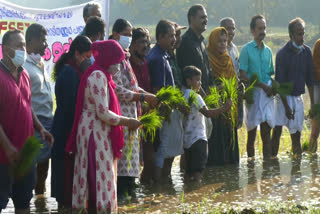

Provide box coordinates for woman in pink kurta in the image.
[65,40,141,213]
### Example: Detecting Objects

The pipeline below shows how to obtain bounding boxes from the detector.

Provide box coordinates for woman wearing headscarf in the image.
[110,19,158,199]
[51,35,92,208]
[65,40,141,213]
[206,27,240,165]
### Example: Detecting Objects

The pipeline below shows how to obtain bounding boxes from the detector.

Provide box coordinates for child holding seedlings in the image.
[182,66,232,181]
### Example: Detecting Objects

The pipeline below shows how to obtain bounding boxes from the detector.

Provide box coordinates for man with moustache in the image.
[147,20,184,182]
[130,27,152,93]
[220,17,239,76]
[24,23,53,196]
[272,18,314,157]
[129,27,154,183]
[220,17,243,128]
[0,29,53,214]
[239,15,274,159]
[177,4,214,95]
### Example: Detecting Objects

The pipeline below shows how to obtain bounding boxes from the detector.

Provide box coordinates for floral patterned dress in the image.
[113,57,141,178]
[72,70,121,212]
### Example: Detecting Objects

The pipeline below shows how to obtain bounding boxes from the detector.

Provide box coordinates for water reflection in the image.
[3,155,320,213]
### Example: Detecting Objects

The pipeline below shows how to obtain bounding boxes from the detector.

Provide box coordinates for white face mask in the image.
[118,35,132,50]
[29,53,42,65]
[8,48,27,67]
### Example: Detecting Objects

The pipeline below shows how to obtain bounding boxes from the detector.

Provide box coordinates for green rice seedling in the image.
[302,140,309,152]
[243,73,258,105]
[188,89,199,107]
[205,87,221,109]
[271,80,293,97]
[156,86,190,120]
[140,111,164,142]
[15,136,43,177]
[156,86,185,108]
[220,77,239,143]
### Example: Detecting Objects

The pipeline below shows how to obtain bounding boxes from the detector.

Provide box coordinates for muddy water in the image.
[2,154,320,213]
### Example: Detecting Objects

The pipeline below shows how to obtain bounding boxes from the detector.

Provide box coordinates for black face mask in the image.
[79,58,92,73]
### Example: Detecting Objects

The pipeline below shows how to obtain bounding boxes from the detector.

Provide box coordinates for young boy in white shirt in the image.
[182,65,232,181]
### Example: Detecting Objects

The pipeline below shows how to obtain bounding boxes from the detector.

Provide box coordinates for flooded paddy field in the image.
[3,153,320,213]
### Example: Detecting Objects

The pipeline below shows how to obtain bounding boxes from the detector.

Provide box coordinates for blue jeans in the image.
[35,116,53,163]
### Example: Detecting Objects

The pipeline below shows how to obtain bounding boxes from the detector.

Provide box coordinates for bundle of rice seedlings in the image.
[204,87,221,109]
[188,89,199,107]
[156,86,190,119]
[271,80,293,97]
[15,136,43,177]
[243,73,258,105]
[302,140,309,152]
[220,77,239,143]
[139,111,164,142]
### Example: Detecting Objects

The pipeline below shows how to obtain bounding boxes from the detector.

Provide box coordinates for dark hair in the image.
[220,17,235,27]
[2,29,23,47]
[250,15,265,30]
[155,19,174,40]
[288,17,305,38]
[132,27,149,44]
[83,2,101,19]
[53,36,91,80]
[112,18,132,34]
[25,23,47,46]
[187,4,205,25]
[84,16,106,38]
[182,65,201,86]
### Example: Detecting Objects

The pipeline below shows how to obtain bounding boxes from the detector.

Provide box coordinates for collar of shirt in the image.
[26,55,45,71]
[252,40,265,49]
[288,41,305,53]
[0,59,23,74]
[186,28,204,43]
[154,43,170,59]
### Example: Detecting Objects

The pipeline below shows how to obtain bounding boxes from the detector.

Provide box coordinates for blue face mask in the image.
[90,55,95,64]
[292,41,303,52]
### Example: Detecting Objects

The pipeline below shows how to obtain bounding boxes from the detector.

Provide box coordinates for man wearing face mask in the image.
[272,18,314,157]
[0,29,53,214]
[23,23,53,197]
[239,15,274,159]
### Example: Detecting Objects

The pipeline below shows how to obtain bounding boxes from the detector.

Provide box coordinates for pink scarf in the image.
[65,40,126,158]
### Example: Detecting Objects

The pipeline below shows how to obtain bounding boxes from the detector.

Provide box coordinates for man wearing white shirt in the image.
[24,23,53,196]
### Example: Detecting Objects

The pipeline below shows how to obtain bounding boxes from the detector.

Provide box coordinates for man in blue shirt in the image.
[147,20,175,93]
[147,20,185,183]
[272,18,314,157]
[239,15,274,159]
